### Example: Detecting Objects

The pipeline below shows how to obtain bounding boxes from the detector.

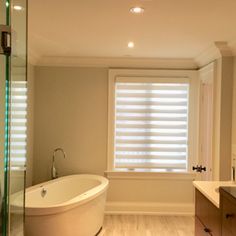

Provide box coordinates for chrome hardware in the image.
[0,25,11,55]
[51,148,66,179]
[41,188,47,198]
[192,165,206,173]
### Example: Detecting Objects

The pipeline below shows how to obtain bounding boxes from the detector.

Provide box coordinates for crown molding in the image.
[198,62,215,84]
[29,41,235,69]
[33,56,198,69]
[195,41,233,68]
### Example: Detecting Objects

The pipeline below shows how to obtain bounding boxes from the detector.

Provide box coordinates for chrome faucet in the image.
[51,148,66,179]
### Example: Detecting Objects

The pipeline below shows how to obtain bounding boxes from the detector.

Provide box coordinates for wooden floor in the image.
[100,215,194,236]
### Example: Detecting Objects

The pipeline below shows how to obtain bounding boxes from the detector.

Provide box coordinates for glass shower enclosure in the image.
[0,0,27,235]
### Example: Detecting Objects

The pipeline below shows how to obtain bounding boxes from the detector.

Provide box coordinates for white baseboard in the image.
[105,201,195,216]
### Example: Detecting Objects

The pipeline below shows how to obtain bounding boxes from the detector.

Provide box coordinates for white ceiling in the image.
[28,0,236,61]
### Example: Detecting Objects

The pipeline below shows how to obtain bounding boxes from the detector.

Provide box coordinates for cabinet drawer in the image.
[222,196,236,235]
[195,216,212,236]
[195,190,220,236]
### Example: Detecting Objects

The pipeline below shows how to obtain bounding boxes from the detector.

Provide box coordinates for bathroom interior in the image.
[1,0,236,235]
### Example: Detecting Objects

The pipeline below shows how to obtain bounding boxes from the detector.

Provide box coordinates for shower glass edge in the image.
[1,0,27,235]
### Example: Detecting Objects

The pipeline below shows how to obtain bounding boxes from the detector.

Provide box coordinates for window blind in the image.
[10,81,27,171]
[114,82,189,172]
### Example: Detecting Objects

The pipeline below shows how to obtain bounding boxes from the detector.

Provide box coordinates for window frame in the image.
[107,69,199,175]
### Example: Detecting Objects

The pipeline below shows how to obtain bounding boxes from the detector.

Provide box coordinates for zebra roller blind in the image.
[10,81,27,171]
[114,81,189,172]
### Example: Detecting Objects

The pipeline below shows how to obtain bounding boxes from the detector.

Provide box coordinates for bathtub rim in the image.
[12,174,108,216]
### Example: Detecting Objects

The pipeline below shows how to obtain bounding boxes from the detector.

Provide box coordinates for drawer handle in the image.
[226,213,234,219]
[204,228,211,233]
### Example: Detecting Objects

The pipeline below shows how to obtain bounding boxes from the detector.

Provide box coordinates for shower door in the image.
[0,0,11,235]
[0,0,27,235]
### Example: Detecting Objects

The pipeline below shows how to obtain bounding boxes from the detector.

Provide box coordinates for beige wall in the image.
[211,57,234,181]
[232,57,236,159]
[32,66,195,214]
[33,67,108,183]
[219,57,234,180]
[107,178,194,203]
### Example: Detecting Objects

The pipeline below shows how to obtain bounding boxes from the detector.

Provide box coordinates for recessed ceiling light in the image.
[128,42,134,48]
[130,7,145,14]
[13,5,23,11]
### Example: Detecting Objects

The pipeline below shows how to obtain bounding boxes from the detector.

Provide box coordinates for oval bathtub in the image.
[23,174,108,236]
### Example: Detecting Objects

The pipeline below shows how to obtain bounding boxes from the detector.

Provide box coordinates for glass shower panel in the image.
[9,0,27,235]
[0,0,10,235]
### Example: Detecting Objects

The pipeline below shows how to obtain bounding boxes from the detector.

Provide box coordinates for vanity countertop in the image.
[193,181,236,208]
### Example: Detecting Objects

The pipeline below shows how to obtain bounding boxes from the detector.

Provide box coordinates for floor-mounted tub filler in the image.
[12,174,109,236]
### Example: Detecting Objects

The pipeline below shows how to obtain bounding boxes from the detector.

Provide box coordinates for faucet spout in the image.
[51,148,66,179]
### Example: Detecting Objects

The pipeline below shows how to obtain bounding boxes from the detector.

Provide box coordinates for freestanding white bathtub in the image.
[23,174,108,236]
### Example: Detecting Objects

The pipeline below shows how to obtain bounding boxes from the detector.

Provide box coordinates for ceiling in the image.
[28,0,236,61]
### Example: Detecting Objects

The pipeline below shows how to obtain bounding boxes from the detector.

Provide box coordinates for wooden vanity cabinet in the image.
[220,188,236,236]
[195,216,213,236]
[195,189,221,236]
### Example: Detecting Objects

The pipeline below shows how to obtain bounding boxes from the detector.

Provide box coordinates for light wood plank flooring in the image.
[100,215,194,236]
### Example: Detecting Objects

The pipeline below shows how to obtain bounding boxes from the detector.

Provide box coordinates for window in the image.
[10,81,27,171]
[108,69,199,174]
[115,82,189,172]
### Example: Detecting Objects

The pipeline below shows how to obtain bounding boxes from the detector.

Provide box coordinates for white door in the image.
[198,82,213,180]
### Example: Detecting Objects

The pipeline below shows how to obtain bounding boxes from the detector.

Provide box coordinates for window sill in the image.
[104,170,196,180]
